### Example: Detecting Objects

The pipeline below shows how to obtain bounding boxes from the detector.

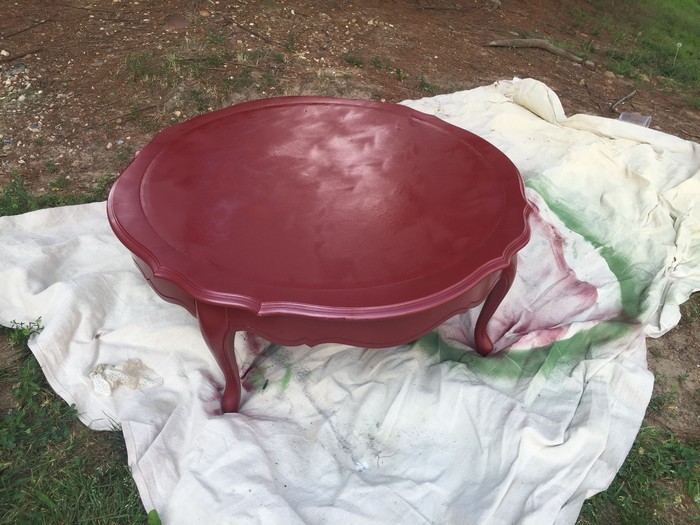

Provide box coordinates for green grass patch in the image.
[578,425,700,524]
[125,52,172,84]
[0,173,113,217]
[0,323,148,524]
[585,0,700,89]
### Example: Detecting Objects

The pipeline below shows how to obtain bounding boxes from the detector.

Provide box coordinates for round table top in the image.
[108,97,530,318]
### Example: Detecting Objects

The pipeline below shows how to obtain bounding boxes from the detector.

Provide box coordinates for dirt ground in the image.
[1,0,698,437]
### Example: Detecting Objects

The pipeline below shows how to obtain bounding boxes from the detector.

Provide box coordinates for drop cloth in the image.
[1,78,699,524]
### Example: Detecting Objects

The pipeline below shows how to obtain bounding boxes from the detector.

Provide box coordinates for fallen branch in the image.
[416,5,478,12]
[0,47,43,64]
[1,19,50,39]
[611,89,637,111]
[487,38,595,69]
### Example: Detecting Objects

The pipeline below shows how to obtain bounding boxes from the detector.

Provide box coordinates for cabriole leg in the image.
[474,256,517,356]
[196,302,241,413]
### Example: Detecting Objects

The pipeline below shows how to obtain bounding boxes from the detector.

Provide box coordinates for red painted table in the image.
[107,97,531,413]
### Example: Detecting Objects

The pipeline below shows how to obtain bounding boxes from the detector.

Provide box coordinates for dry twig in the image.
[234,21,274,44]
[611,89,637,111]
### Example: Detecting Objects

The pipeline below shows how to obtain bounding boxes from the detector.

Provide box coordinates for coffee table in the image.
[107,97,531,413]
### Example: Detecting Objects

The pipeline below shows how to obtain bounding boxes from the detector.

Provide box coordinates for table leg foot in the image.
[197,303,241,413]
[474,256,517,356]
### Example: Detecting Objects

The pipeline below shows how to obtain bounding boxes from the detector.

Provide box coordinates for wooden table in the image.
[107,97,531,413]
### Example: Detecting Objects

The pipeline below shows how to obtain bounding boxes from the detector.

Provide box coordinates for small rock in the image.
[604,71,616,79]
[0,50,9,57]
[199,9,210,17]
[106,142,113,149]
[17,94,26,102]
[92,58,105,66]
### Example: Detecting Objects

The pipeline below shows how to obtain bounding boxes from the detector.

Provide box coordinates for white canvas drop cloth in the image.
[1,78,699,524]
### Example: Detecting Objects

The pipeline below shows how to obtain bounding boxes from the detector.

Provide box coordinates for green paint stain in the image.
[417,332,550,379]
[417,321,633,381]
[279,365,292,391]
[249,364,293,394]
[527,179,647,319]
[248,367,269,391]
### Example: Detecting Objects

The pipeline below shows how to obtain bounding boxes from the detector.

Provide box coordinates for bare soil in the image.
[1,0,698,436]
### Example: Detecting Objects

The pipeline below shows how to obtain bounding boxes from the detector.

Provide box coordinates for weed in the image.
[164,52,181,75]
[395,67,407,81]
[204,53,227,68]
[45,160,58,173]
[343,53,365,67]
[647,388,678,416]
[284,33,297,52]
[207,32,227,47]
[246,49,266,62]
[261,70,278,89]
[49,175,69,192]
[680,293,700,325]
[189,89,209,113]
[130,105,159,133]
[125,52,162,82]
[8,318,43,347]
[231,67,253,91]
[418,75,436,94]
[371,56,394,70]
[114,146,136,170]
